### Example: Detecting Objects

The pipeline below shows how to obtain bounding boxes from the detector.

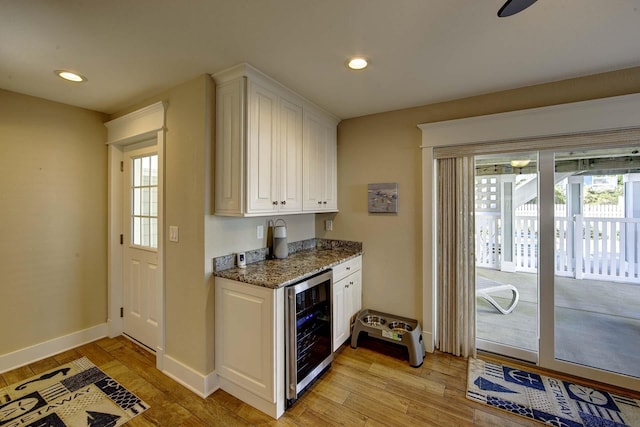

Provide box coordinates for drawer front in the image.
[333,256,361,282]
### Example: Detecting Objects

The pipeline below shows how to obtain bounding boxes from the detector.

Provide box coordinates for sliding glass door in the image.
[476,146,640,389]
[545,148,640,382]
[475,152,539,362]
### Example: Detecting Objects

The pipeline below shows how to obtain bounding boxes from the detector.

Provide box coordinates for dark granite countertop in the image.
[213,244,362,289]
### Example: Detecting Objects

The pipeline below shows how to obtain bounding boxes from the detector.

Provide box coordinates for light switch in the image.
[257,225,264,239]
[169,226,179,242]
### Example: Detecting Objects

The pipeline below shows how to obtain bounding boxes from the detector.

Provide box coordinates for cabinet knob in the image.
[345,284,349,288]
[346,267,351,270]
[317,201,322,205]
[349,281,354,285]
[272,201,278,206]
[323,201,327,204]
[281,201,286,205]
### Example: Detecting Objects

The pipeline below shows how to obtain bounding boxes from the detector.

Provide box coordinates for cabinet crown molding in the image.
[212,63,339,124]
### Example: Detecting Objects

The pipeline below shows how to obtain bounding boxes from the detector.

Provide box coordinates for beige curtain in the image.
[436,156,476,358]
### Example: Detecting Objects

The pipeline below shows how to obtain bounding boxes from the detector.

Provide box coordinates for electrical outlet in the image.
[257,225,264,239]
[325,219,333,231]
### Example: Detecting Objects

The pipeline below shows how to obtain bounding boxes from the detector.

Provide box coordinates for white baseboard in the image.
[107,317,123,339]
[423,331,434,353]
[161,354,219,398]
[0,323,108,374]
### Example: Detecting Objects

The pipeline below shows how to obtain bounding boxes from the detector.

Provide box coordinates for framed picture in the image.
[368,183,398,213]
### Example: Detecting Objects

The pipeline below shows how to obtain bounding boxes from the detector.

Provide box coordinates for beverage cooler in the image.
[285,270,333,407]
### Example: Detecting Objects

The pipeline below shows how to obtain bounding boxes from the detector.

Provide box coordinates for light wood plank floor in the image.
[2,336,638,426]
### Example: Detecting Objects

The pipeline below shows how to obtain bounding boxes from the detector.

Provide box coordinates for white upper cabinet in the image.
[278,97,304,213]
[214,64,339,217]
[303,106,337,211]
[247,80,280,213]
[214,78,245,215]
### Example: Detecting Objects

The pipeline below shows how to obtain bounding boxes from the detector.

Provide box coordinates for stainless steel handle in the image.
[285,288,298,400]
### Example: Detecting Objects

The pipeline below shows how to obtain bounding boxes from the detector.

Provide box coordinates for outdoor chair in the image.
[476,279,520,315]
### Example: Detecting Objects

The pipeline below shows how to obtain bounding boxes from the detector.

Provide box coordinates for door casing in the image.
[106,102,166,369]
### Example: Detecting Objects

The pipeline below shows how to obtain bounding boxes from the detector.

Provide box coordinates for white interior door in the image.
[123,143,160,350]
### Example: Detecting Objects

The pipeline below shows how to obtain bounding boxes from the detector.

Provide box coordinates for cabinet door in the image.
[303,109,337,211]
[247,81,279,213]
[347,270,362,322]
[215,78,245,215]
[278,97,303,212]
[323,127,337,211]
[332,279,347,351]
[215,279,276,402]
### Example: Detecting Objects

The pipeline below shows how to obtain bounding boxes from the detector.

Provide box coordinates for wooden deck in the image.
[477,268,640,378]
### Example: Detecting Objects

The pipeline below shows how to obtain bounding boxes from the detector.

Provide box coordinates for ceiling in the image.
[476,146,640,177]
[1,0,639,119]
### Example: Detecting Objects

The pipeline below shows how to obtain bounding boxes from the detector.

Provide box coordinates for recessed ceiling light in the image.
[510,159,531,168]
[347,57,368,70]
[55,70,87,82]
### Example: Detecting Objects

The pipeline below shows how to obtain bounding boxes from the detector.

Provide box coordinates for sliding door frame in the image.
[537,151,556,369]
[420,93,640,391]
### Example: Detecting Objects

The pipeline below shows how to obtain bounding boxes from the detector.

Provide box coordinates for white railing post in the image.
[500,176,516,272]
[619,219,626,279]
[574,214,584,279]
[629,220,638,280]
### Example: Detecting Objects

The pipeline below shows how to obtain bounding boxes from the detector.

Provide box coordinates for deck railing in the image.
[515,203,624,218]
[476,212,640,283]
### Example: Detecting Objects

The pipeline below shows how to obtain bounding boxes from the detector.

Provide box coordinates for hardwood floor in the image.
[2,336,638,426]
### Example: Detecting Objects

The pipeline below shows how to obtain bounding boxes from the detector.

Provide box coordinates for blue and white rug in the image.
[467,358,640,427]
[0,357,148,427]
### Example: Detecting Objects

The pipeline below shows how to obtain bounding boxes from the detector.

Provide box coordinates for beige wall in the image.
[112,74,316,375]
[0,89,108,355]
[111,75,213,374]
[317,66,640,325]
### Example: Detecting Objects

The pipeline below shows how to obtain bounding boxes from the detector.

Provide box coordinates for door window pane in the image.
[131,154,158,249]
[554,148,640,378]
[475,152,539,360]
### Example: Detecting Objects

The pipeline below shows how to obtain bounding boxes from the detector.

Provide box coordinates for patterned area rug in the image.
[0,357,148,427]
[468,358,640,427]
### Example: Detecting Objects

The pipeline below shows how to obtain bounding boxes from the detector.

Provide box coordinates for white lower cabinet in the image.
[332,256,363,351]
[215,278,285,419]
[214,255,363,418]
[332,277,347,349]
